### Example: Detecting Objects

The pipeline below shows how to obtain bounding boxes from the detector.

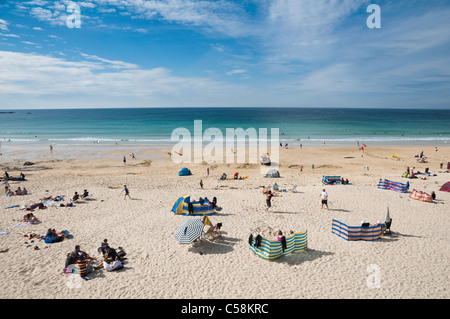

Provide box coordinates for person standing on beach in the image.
[265,191,274,212]
[207,167,209,176]
[123,156,127,165]
[320,189,328,209]
[3,180,9,194]
[200,180,203,189]
[123,185,131,200]
[50,145,53,153]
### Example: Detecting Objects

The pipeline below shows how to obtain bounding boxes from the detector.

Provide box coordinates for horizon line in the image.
[1,106,450,111]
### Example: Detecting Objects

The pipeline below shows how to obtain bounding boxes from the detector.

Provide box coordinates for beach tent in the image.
[249,231,307,261]
[439,182,450,193]
[265,169,280,178]
[332,219,382,241]
[178,167,192,176]
[322,176,341,185]
[171,195,216,216]
[377,179,409,193]
[409,189,433,203]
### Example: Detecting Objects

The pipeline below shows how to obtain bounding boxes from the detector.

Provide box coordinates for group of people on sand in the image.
[65,241,126,276]
[4,184,28,197]
[72,190,89,201]
[404,166,419,179]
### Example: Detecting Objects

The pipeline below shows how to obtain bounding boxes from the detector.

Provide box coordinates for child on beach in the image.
[265,191,274,212]
[123,185,131,200]
[320,189,329,209]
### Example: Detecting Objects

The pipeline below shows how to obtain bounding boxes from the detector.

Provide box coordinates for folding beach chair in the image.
[384,218,392,235]
[289,185,298,193]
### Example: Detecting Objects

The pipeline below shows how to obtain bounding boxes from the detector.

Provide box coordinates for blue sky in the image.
[0,0,449,109]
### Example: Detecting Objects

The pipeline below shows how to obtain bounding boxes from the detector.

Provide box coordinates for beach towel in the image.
[5,205,19,209]
[15,222,32,227]
[0,232,10,235]
[44,235,54,244]
[42,201,58,206]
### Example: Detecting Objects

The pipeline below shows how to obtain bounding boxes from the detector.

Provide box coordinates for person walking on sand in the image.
[200,180,203,189]
[123,156,127,165]
[320,189,328,209]
[123,185,131,200]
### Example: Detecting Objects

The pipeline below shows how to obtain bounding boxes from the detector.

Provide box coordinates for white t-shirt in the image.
[104,260,122,271]
[321,191,328,200]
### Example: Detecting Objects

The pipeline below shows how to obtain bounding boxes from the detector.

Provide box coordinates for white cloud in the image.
[0,19,9,31]
[0,33,20,38]
[226,69,247,76]
[80,53,139,69]
[0,50,248,108]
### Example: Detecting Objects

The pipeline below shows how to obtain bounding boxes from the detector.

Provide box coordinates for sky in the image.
[0,0,450,109]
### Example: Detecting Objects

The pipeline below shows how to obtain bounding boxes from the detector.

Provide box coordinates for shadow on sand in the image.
[273,249,334,266]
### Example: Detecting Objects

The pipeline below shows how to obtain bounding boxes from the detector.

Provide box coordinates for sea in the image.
[0,107,449,148]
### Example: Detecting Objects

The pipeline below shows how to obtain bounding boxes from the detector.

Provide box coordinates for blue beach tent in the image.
[179,168,192,176]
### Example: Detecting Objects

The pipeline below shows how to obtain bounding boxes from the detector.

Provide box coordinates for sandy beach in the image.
[0,145,449,299]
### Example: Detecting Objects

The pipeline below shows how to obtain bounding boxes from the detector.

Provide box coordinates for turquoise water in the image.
[0,107,449,146]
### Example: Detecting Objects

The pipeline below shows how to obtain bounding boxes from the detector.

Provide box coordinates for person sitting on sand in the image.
[15,187,22,196]
[6,189,14,197]
[23,213,39,224]
[276,230,283,242]
[77,254,93,277]
[81,189,89,199]
[45,228,58,238]
[102,255,123,272]
[273,183,279,191]
[212,223,223,240]
[72,192,80,202]
[21,187,28,195]
[65,251,78,269]
[103,246,118,262]
[98,239,109,254]
[74,245,95,261]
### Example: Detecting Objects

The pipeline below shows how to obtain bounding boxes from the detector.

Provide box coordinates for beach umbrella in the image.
[175,219,205,244]
[385,207,390,222]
